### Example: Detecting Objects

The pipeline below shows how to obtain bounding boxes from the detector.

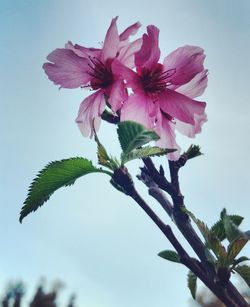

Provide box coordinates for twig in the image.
[139,157,249,306]
[137,168,173,219]
[112,167,244,307]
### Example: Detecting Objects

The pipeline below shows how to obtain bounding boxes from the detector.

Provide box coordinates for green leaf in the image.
[185,144,202,160]
[94,130,120,170]
[185,209,227,261]
[227,237,249,264]
[117,121,160,158]
[122,146,176,164]
[187,270,197,299]
[158,250,181,263]
[94,131,110,165]
[20,158,111,222]
[222,210,244,243]
[232,256,250,269]
[211,215,244,241]
[234,265,250,288]
[220,208,227,219]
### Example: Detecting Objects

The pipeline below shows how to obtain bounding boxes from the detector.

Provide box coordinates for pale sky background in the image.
[1,0,250,306]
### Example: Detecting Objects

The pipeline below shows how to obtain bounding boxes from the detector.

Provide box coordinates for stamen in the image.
[87,57,114,89]
[140,66,176,97]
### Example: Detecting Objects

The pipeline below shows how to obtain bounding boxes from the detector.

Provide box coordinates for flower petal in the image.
[119,21,141,41]
[176,69,208,99]
[159,89,206,125]
[112,59,141,91]
[43,49,90,88]
[135,25,160,70]
[175,112,207,138]
[121,92,157,129]
[75,90,105,137]
[65,41,101,58]
[101,17,120,62]
[108,79,128,112]
[155,112,181,161]
[163,45,205,85]
[118,38,143,68]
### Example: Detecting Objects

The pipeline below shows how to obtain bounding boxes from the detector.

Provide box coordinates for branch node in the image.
[112,167,134,196]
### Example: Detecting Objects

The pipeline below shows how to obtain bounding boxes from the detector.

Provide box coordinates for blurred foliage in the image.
[191,281,250,307]
[1,280,76,307]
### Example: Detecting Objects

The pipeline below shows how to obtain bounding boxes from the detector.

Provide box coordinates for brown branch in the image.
[111,167,248,307]
[142,157,210,264]
[137,168,173,219]
[142,158,173,194]
[139,157,249,307]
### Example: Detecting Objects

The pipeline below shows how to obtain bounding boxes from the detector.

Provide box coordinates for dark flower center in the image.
[138,64,175,98]
[88,57,114,90]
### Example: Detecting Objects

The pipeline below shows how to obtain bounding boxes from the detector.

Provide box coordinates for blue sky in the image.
[1,0,250,306]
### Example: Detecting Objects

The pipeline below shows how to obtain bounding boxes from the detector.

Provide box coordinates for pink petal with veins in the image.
[155,112,181,161]
[108,79,128,112]
[119,21,141,41]
[175,112,207,138]
[135,25,160,70]
[43,49,90,88]
[121,92,157,128]
[112,59,141,91]
[101,17,120,62]
[159,89,206,125]
[75,90,105,137]
[176,69,208,99]
[118,38,143,68]
[65,41,101,58]
[163,45,205,85]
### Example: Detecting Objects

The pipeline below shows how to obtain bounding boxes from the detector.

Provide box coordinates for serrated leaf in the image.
[209,236,227,263]
[158,250,181,263]
[94,130,119,170]
[185,209,227,261]
[122,146,176,164]
[220,208,226,219]
[94,132,110,165]
[185,145,202,160]
[211,215,244,241]
[234,265,250,288]
[187,270,197,299]
[20,158,111,222]
[222,210,244,243]
[117,121,160,158]
[232,257,250,269]
[227,237,249,264]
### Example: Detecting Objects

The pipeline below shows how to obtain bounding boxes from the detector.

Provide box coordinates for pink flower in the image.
[43,17,142,137]
[114,25,207,160]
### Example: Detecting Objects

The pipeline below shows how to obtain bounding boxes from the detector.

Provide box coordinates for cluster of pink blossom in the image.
[43,17,207,160]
